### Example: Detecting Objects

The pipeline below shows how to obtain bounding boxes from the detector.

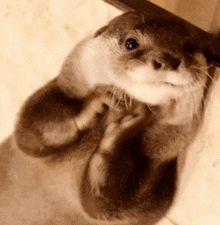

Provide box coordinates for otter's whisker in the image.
[110,88,117,108]
[116,89,124,106]
[200,69,214,83]
[124,92,129,109]
[129,95,133,107]
[192,66,214,83]
[192,64,212,70]
[147,103,155,114]
[197,83,206,106]
[197,76,207,89]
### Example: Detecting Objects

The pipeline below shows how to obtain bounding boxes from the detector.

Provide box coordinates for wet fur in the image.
[0,12,218,225]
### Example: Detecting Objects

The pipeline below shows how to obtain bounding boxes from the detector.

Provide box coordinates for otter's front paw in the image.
[42,92,113,149]
[74,94,111,132]
[87,104,147,191]
[82,104,149,217]
[99,103,147,151]
[44,88,114,147]
[15,86,116,157]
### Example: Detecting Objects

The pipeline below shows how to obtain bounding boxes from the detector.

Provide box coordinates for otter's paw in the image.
[82,104,149,217]
[43,93,112,149]
[99,103,147,152]
[74,88,118,132]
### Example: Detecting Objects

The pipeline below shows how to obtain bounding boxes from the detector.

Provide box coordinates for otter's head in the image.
[80,11,217,125]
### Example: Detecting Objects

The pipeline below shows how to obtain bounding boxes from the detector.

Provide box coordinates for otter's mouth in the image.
[106,86,160,114]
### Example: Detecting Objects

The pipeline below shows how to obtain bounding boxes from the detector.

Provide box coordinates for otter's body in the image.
[0,12,216,225]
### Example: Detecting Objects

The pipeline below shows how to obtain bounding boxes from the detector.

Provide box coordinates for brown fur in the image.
[0,12,218,225]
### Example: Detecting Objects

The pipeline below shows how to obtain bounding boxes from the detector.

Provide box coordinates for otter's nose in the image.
[152,53,181,70]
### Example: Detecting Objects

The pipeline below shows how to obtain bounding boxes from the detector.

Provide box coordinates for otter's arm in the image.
[80,105,151,217]
[14,79,106,157]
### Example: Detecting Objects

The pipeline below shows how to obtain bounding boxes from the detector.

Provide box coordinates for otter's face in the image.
[93,12,212,124]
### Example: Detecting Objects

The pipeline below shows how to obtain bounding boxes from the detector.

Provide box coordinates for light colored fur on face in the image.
[68,35,208,125]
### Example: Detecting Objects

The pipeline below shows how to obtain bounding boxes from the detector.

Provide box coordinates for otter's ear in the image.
[94,25,109,37]
[203,33,220,68]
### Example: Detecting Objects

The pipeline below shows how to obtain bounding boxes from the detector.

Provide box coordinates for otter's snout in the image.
[152,52,181,70]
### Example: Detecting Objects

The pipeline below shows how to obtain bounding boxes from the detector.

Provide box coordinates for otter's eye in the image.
[125,38,139,50]
[184,42,196,55]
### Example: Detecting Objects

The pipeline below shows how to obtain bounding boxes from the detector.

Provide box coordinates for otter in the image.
[0,12,218,225]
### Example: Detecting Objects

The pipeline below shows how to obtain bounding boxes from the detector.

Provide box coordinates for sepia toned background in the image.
[1,0,220,224]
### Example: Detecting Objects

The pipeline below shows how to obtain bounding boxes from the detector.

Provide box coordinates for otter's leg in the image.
[14,80,110,157]
[81,104,150,218]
